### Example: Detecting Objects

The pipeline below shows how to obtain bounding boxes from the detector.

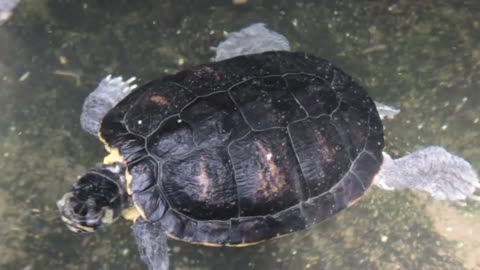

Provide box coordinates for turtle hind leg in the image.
[375,146,479,201]
[80,75,137,136]
[213,23,290,61]
[374,101,400,120]
[132,218,170,270]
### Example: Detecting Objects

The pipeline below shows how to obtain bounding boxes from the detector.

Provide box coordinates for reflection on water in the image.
[0,1,479,269]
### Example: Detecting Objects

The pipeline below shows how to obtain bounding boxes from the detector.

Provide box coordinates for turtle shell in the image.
[99,51,384,246]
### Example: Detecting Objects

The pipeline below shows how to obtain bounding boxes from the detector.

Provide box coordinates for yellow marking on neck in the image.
[122,207,141,222]
[125,167,133,195]
[98,132,112,152]
[98,134,133,194]
[103,148,124,164]
[134,201,147,219]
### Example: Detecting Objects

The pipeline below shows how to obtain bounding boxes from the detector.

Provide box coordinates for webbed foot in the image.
[80,75,137,136]
[376,147,479,201]
[213,23,290,61]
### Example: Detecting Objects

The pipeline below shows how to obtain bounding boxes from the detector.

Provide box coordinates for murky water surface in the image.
[1,1,479,269]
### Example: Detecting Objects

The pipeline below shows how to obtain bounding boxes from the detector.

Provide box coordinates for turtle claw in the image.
[98,75,137,95]
[128,84,138,92]
[126,76,137,84]
[124,77,138,93]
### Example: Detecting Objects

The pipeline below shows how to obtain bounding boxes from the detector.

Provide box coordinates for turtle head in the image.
[57,163,128,233]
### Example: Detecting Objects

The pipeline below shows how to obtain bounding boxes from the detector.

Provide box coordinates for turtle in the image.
[57,23,479,270]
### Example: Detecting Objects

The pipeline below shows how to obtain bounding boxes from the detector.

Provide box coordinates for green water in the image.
[0,1,479,269]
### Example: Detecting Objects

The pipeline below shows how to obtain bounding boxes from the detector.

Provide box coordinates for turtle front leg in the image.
[213,23,290,61]
[80,75,137,136]
[132,218,170,270]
